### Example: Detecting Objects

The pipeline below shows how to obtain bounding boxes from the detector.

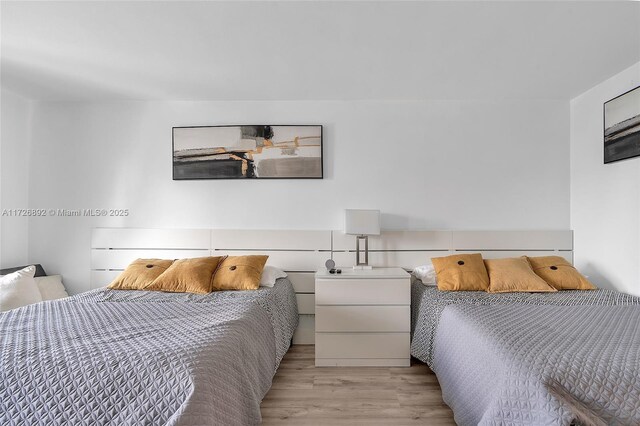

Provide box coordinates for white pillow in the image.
[34,275,69,301]
[0,266,43,312]
[260,266,287,287]
[413,264,437,286]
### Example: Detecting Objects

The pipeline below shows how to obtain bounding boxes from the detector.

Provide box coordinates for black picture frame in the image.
[604,85,640,164]
[172,125,323,180]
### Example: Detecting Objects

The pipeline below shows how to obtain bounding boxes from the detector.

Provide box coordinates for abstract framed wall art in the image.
[604,85,640,164]
[172,125,323,179]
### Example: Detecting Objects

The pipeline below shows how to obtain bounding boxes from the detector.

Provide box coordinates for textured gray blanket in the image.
[411,282,640,425]
[1,278,298,425]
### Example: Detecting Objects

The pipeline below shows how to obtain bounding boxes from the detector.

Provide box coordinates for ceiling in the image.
[2,1,639,101]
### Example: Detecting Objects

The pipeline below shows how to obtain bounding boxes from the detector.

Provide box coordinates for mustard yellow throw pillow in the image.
[526,256,596,291]
[212,255,268,291]
[108,259,174,290]
[485,257,556,293]
[431,253,490,291]
[146,256,225,294]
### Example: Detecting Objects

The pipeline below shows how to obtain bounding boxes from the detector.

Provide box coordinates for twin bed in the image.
[1,278,298,425]
[2,228,640,425]
[412,282,640,425]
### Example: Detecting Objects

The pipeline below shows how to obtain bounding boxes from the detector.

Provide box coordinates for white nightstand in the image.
[314,267,411,367]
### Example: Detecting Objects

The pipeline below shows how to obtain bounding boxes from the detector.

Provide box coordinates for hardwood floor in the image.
[261,345,456,425]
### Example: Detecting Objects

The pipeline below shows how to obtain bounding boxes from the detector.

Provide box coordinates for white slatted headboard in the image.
[333,230,573,267]
[91,228,573,344]
[91,228,331,344]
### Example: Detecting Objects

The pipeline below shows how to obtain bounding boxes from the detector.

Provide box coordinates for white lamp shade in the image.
[344,209,381,236]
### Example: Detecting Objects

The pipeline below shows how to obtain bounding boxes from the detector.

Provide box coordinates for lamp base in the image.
[352,265,373,270]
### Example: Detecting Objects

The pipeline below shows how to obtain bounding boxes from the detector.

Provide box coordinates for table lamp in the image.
[344,209,380,269]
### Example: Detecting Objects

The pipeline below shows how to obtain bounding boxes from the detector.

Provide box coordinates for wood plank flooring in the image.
[261,345,456,425]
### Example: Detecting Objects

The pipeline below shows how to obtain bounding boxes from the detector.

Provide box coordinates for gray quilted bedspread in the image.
[411,281,640,425]
[1,278,298,426]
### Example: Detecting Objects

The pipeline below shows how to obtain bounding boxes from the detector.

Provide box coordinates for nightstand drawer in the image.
[315,333,410,359]
[315,305,409,332]
[315,278,410,305]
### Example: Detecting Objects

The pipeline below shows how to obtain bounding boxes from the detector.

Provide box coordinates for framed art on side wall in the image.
[172,125,323,179]
[604,85,640,164]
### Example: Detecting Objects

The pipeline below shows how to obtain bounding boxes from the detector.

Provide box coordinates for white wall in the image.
[570,62,640,297]
[28,100,569,294]
[0,89,32,268]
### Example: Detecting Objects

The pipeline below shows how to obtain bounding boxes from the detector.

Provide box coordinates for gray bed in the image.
[411,280,640,426]
[1,277,298,426]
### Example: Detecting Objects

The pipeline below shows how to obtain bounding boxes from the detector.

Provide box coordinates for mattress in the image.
[0,277,298,426]
[411,281,640,425]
